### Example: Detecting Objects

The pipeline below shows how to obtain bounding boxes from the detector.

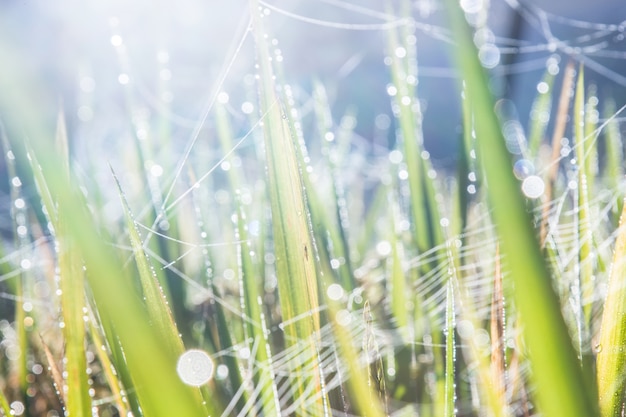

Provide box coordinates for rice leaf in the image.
[111,168,185,359]
[51,109,93,417]
[444,2,598,416]
[0,389,11,417]
[40,336,66,405]
[215,101,279,415]
[250,2,325,414]
[386,15,442,254]
[444,280,455,417]
[596,200,626,417]
[87,318,129,417]
[573,65,593,346]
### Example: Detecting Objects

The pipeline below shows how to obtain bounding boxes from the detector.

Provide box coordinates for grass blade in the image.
[444,280,455,417]
[444,2,597,416]
[573,65,593,346]
[596,200,626,417]
[111,169,185,359]
[250,1,325,414]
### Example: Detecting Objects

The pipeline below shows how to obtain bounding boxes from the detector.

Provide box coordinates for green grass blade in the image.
[215,101,279,415]
[596,200,626,417]
[87,318,129,417]
[444,2,597,417]
[0,389,11,417]
[111,169,185,359]
[573,65,593,344]
[250,1,325,414]
[444,280,455,417]
[602,98,624,225]
[56,125,92,417]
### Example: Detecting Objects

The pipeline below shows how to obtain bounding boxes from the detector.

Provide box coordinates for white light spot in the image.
[376,241,392,257]
[77,106,93,122]
[460,0,483,13]
[241,101,254,114]
[394,46,407,58]
[388,150,403,164]
[10,401,25,416]
[176,349,214,386]
[327,284,344,301]
[478,44,500,69]
[110,35,123,47]
[159,69,172,81]
[336,309,352,326]
[386,85,397,96]
[537,81,549,94]
[375,114,391,130]
[238,347,250,360]
[157,50,170,64]
[11,177,22,187]
[217,92,229,104]
[401,96,411,106]
[118,73,130,85]
[521,175,545,199]
[216,364,229,380]
[150,164,163,177]
[20,259,31,270]
[80,77,95,93]
[14,198,25,209]
[324,132,335,142]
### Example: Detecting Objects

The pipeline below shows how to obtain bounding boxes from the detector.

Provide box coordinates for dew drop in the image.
[176,349,214,386]
[513,159,534,180]
[521,175,545,199]
[327,283,344,301]
[478,43,500,69]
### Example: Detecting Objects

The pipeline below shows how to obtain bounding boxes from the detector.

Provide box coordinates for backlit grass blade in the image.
[385,1,443,255]
[602,98,624,225]
[56,111,92,417]
[387,189,409,340]
[596,200,626,417]
[573,65,593,344]
[444,2,597,417]
[250,1,325,414]
[215,102,279,415]
[1,125,29,395]
[0,389,11,417]
[112,169,185,359]
[312,81,355,291]
[584,84,598,198]
[87,318,129,417]
[444,280,455,417]
[40,336,66,405]
[490,246,506,404]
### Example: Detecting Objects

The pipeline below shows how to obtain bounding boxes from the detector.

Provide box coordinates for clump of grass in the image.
[0,1,625,417]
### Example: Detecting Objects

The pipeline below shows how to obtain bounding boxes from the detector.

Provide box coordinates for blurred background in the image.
[0,0,624,167]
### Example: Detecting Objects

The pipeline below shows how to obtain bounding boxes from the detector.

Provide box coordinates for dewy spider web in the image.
[1,0,626,416]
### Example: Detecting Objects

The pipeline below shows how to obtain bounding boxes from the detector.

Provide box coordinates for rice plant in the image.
[0,1,625,417]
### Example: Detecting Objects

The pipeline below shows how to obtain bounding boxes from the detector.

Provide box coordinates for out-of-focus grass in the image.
[0,1,624,417]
